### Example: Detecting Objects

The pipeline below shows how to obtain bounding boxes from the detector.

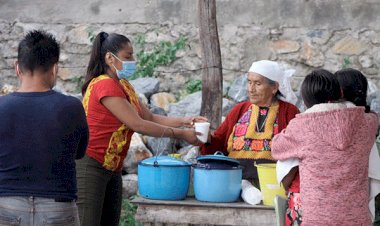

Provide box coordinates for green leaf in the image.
[342,57,351,69]
[185,79,202,94]
[131,34,188,80]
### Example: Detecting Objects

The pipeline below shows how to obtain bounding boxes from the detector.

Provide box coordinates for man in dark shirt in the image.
[0,30,88,225]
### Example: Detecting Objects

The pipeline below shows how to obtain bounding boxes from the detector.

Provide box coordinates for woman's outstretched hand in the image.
[179,129,204,146]
[182,116,209,128]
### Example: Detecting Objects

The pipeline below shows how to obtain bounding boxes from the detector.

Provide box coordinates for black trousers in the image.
[76,155,122,226]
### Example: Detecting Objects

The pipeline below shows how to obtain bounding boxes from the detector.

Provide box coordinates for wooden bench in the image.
[131,197,276,226]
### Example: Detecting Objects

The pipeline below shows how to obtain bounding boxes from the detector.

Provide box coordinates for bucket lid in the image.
[194,162,242,170]
[139,156,191,167]
[196,151,240,166]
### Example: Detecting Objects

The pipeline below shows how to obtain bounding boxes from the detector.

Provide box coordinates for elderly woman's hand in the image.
[182,116,209,128]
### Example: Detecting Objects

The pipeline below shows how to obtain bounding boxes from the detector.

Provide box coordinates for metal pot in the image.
[193,152,242,202]
[138,156,191,200]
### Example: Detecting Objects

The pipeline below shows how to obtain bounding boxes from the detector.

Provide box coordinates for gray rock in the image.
[71,93,83,101]
[228,74,249,103]
[222,98,236,116]
[370,98,380,123]
[359,55,373,68]
[177,145,193,156]
[150,106,167,116]
[53,86,69,95]
[368,80,378,95]
[223,80,231,97]
[367,91,380,107]
[122,174,138,198]
[367,81,379,105]
[124,133,152,174]
[181,146,199,164]
[168,93,235,119]
[146,137,176,156]
[138,92,148,106]
[150,92,176,111]
[168,92,202,117]
[176,139,190,149]
[130,77,160,99]
[0,84,16,95]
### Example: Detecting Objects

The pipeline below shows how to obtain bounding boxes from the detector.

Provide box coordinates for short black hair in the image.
[18,30,60,72]
[301,69,341,108]
[335,68,370,112]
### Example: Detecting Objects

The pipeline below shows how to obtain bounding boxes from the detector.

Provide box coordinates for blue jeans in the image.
[0,196,79,226]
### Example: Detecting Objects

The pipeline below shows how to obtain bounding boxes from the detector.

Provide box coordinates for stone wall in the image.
[1,0,380,94]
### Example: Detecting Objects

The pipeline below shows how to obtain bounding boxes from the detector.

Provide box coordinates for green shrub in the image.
[131,34,188,80]
[185,79,202,94]
[119,198,141,226]
[341,56,351,69]
[85,29,188,81]
[71,76,84,93]
[177,79,202,100]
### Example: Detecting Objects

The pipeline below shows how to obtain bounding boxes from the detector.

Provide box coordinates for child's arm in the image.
[282,166,298,191]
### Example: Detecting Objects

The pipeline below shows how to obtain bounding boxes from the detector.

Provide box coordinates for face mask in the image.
[111,53,136,80]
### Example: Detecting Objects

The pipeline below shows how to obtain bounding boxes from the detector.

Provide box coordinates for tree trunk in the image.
[198,0,223,130]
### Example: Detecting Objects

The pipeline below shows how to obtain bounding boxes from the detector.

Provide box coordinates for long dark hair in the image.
[335,68,370,112]
[81,32,131,95]
[301,69,341,108]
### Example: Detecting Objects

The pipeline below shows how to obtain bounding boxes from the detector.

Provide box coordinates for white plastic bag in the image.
[241,179,262,205]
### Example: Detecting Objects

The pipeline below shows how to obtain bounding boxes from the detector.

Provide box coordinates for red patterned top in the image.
[201,100,299,158]
[228,103,279,160]
[82,75,142,171]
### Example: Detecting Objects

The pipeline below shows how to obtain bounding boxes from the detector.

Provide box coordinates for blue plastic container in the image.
[193,152,242,202]
[138,156,191,200]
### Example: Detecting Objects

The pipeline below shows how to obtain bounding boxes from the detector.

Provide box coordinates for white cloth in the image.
[276,158,299,184]
[241,179,262,205]
[369,144,380,220]
[369,143,380,180]
[275,102,380,221]
[248,60,298,105]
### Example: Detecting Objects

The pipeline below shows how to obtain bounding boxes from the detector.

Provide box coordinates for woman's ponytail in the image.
[81,32,131,95]
[81,32,109,95]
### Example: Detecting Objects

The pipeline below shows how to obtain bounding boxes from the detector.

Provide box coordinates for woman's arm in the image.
[101,96,201,145]
[200,103,247,155]
[139,100,208,128]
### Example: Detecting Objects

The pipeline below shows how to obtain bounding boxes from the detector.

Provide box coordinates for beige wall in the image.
[1,0,379,93]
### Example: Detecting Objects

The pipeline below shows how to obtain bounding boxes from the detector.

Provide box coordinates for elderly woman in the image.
[201,60,300,182]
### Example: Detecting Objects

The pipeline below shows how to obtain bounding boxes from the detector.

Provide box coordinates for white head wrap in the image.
[248,60,298,105]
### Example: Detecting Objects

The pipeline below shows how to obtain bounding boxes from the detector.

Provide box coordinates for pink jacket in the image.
[272,103,378,226]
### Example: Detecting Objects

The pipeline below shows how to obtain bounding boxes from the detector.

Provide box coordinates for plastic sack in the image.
[241,179,262,205]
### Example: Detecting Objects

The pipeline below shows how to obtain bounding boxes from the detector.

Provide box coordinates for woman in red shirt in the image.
[76,32,207,226]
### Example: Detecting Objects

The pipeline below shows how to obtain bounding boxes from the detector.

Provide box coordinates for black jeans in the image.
[76,155,122,226]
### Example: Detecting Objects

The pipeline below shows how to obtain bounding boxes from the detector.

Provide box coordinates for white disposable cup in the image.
[194,122,210,143]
